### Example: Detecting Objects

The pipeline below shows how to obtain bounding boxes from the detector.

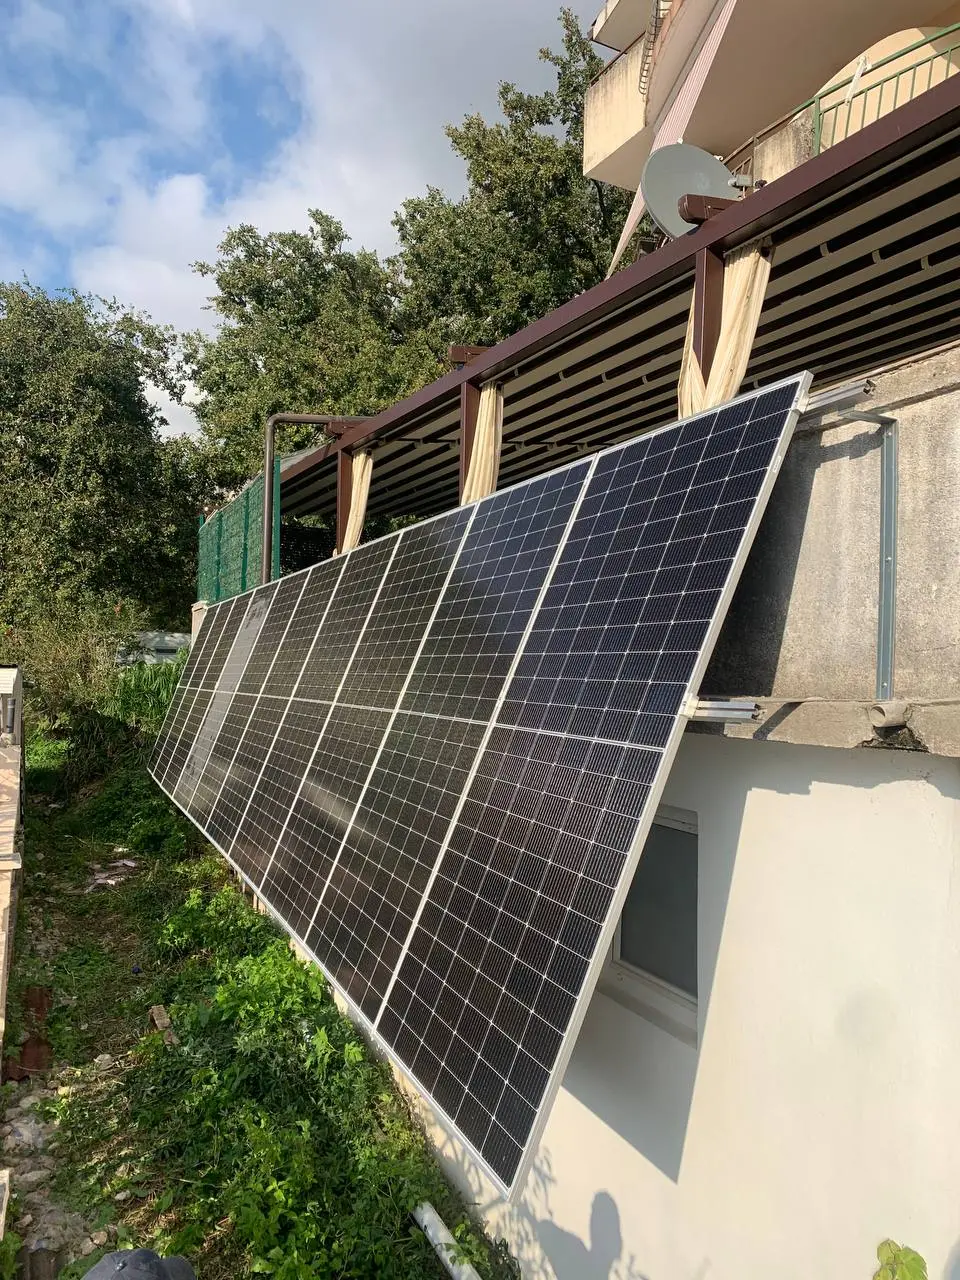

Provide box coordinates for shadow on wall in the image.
[944,1237,960,1280]
[704,422,882,698]
[537,1191,649,1280]
[561,745,751,1184]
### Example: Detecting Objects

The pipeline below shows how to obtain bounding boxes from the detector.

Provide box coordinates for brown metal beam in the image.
[459,380,481,500]
[447,344,490,369]
[692,246,724,383]
[679,193,738,225]
[277,73,960,489]
[335,450,353,555]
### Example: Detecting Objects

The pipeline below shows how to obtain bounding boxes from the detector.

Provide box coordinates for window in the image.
[601,805,698,1044]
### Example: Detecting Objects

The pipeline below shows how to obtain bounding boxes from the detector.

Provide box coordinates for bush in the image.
[0,594,146,727]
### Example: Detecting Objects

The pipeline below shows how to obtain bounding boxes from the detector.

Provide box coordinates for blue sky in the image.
[0,0,597,431]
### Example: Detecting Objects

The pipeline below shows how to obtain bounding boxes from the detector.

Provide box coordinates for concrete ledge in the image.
[688,698,960,756]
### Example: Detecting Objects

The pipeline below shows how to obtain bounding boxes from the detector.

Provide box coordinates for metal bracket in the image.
[684,698,760,723]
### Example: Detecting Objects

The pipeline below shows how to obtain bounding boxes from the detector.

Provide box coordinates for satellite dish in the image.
[641,143,738,239]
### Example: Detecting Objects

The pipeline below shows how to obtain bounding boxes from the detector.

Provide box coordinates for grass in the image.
[7,676,518,1280]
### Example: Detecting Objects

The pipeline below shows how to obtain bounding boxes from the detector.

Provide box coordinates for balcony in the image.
[591,0,671,52]
[726,23,960,184]
[583,36,653,188]
[585,0,960,194]
[590,0,648,52]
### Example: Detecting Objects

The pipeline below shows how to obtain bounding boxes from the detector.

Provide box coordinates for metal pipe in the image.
[261,413,362,585]
[876,416,899,700]
[412,1203,482,1280]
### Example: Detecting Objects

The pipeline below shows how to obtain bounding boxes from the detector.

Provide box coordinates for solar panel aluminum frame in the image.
[152,371,812,1200]
[498,369,813,1196]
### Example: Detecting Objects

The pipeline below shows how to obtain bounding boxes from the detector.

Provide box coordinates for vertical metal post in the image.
[459,380,481,501]
[240,488,251,591]
[876,417,898,700]
[262,417,276,585]
[692,247,724,384]
[336,449,353,555]
[214,513,223,604]
[196,514,205,601]
[813,94,823,153]
[273,457,282,580]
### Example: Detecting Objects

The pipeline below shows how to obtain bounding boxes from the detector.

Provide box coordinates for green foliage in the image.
[0,1230,22,1280]
[186,10,630,488]
[392,9,634,353]
[14,681,514,1279]
[185,211,441,487]
[874,1240,928,1280]
[0,596,147,727]
[2,593,185,780]
[0,282,210,629]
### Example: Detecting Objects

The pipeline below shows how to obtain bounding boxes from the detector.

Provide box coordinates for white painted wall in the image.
[401,733,960,1280]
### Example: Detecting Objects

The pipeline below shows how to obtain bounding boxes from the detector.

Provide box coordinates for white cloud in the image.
[2,0,599,343]
[147,381,201,438]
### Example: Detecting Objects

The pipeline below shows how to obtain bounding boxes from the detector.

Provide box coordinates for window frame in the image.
[600,804,699,1047]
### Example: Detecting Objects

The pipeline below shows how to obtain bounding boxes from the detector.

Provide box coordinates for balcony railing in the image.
[726,22,960,181]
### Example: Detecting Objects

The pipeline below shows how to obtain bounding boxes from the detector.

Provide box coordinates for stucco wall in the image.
[401,733,960,1279]
[705,345,960,702]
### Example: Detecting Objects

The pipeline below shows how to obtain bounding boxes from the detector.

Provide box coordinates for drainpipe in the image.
[413,1203,482,1280]
[261,413,349,586]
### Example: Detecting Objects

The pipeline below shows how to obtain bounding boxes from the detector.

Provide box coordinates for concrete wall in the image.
[706,345,960,704]
[583,38,652,188]
[401,732,960,1280]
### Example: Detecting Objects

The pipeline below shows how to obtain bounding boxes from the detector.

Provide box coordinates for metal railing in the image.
[726,23,960,180]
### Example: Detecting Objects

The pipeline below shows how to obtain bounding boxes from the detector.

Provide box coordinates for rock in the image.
[19,1213,33,1228]
[107,1224,119,1240]
[16,1092,45,1112]
[91,1230,108,1247]
[93,1054,113,1073]
[114,1189,132,1202]
[80,1237,96,1256]
[0,1124,11,1137]
[148,1004,179,1046]
[17,1168,51,1188]
[148,1005,172,1031]
[56,1085,73,1098]
[3,1116,45,1153]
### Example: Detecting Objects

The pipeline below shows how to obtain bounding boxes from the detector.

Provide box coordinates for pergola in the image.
[275,74,960,550]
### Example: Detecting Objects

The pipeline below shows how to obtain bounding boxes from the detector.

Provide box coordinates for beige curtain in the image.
[678,242,773,417]
[338,450,373,554]
[460,383,503,505]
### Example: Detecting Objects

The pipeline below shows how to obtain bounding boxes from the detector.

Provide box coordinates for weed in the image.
[0,1230,22,1280]
[12,701,515,1278]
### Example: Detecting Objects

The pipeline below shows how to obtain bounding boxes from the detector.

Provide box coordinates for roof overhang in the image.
[280,72,960,523]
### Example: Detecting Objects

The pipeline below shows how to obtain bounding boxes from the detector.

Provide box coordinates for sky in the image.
[0,0,598,434]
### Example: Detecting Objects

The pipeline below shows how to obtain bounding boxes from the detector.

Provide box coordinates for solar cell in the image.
[151,374,810,1196]
[172,583,277,809]
[149,597,229,780]
[157,596,249,789]
[377,376,807,1185]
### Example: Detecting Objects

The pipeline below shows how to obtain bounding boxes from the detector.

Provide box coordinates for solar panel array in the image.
[152,375,809,1191]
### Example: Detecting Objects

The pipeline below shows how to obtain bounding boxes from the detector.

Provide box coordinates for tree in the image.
[392,7,634,350]
[0,283,207,629]
[185,212,441,487]
[186,9,632,486]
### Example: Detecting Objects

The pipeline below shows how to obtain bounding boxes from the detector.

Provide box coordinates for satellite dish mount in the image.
[641,143,747,239]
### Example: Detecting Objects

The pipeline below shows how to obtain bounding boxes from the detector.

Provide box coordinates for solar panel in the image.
[151,374,810,1194]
